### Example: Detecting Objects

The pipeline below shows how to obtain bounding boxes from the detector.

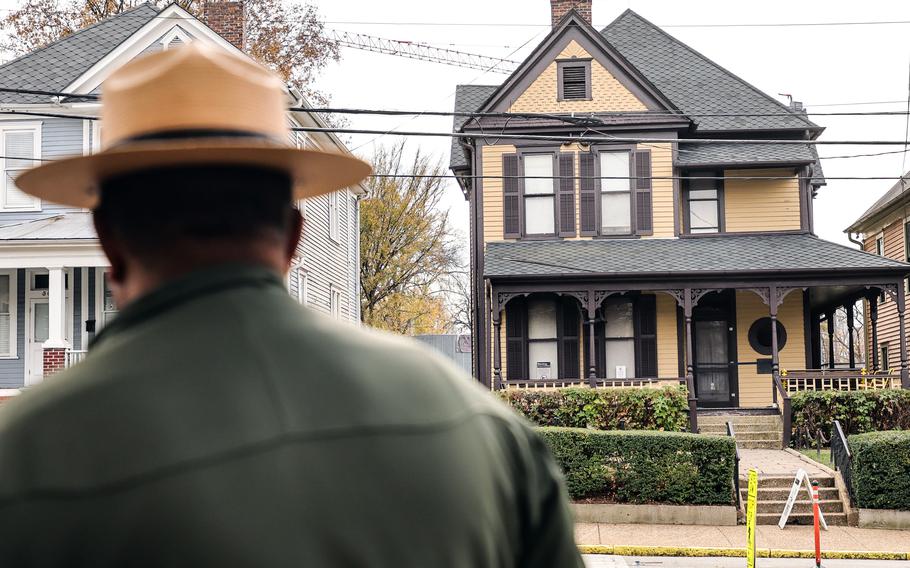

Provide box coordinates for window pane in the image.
[103,274,117,312]
[525,195,554,234]
[599,152,630,192]
[524,155,554,194]
[0,314,9,356]
[689,199,719,231]
[5,172,37,208]
[688,189,717,199]
[34,302,49,343]
[529,341,558,380]
[601,191,630,233]
[605,338,635,379]
[5,131,34,169]
[0,275,8,314]
[605,299,633,337]
[527,298,557,339]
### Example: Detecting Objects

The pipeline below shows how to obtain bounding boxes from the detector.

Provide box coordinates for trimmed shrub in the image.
[850,430,910,510]
[539,427,736,505]
[499,386,688,431]
[790,389,910,441]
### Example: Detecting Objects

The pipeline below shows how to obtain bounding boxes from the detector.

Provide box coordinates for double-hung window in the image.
[604,298,635,379]
[599,151,631,235]
[685,175,722,234]
[0,272,13,357]
[522,154,556,236]
[2,124,41,211]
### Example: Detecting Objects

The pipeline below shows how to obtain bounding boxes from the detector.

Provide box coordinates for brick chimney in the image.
[550,0,592,27]
[202,0,245,50]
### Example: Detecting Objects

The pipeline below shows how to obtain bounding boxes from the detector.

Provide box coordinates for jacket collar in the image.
[92,263,284,348]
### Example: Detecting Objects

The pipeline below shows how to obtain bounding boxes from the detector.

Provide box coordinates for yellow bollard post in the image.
[746,469,758,568]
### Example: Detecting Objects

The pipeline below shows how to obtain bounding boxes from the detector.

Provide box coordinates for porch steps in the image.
[739,475,847,526]
[698,413,783,450]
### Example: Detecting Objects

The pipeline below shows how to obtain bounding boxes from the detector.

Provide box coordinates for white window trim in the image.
[160,25,192,50]
[94,268,118,331]
[0,121,42,212]
[0,269,18,359]
[330,285,341,319]
[297,268,309,305]
[328,191,340,243]
[91,120,102,154]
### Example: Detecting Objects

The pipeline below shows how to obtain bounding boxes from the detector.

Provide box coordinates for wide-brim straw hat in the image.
[15,42,371,208]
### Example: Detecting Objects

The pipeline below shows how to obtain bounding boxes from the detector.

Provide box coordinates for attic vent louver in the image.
[558,62,589,100]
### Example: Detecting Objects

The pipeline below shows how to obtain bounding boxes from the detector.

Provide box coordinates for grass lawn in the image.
[798,447,833,469]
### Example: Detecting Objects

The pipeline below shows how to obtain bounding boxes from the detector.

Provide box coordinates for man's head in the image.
[93,165,303,307]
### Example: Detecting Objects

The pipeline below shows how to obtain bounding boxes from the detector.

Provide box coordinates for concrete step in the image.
[754,500,844,514]
[729,431,782,441]
[700,423,783,434]
[737,440,783,449]
[699,415,782,426]
[756,512,847,526]
[739,475,835,489]
[741,487,840,502]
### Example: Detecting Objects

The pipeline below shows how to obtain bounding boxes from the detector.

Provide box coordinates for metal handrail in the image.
[685,373,699,433]
[831,419,854,505]
[727,421,742,512]
[772,373,791,447]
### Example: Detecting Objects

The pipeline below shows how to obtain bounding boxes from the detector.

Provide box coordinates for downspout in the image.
[847,232,863,248]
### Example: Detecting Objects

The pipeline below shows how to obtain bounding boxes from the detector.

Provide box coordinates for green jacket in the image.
[0,265,581,568]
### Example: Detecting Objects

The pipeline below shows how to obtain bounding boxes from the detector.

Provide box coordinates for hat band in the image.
[113,128,283,148]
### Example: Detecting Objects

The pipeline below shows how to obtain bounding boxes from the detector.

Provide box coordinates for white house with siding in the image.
[0,2,365,396]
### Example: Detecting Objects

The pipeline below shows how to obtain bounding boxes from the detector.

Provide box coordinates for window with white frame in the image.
[2,125,41,210]
[604,298,635,379]
[329,191,340,242]
[0,273,13,356]
[330,286,341,319]
[599,151,631,235]
[297,268,308,305]
[875,235,885,256]
[522,154,556,235]
[102,271,118,325]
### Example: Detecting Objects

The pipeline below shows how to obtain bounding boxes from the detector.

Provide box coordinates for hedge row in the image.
[539,427,736,504]
[850,430,910,510]
[499,386,688,431]
[790,389,910,439]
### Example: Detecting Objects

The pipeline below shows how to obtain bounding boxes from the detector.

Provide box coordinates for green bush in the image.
[790,389,910,441]
[539,427,736,505]
[499,386,688,431]
[850,430,910,510]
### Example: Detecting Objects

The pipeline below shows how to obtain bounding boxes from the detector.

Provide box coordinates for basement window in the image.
[557,60,591,101]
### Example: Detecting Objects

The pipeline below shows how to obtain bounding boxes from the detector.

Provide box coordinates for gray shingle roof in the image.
[676,142,815,167]
[484,234,908,278]
[847,176,910,233]
[0,3,159,104]
[0,213,96,240]
[602,11,817,132]
[450,85,498,169]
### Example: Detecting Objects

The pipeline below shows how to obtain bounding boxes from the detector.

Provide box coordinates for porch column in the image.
[870,297,879,372]
[769,286,781,379]
[43,266,70,378]
[825,309,836,369]
[492,316,502,390]
[683,289,698,433]
[846,303,856,369]
[897,282,909,388]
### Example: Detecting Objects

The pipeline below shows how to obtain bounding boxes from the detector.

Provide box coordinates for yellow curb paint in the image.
[578,545,909,561]
[577,545,614,555]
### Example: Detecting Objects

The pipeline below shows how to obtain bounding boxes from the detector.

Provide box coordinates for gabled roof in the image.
[0,213,96,240]
[676,142,815,168]
[602,10,817,132]
[0,3,160,104]
[484,234,909,279]
[846,176,910,233]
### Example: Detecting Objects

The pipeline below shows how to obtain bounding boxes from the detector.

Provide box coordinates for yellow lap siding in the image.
[724,169,801,232]
[656,293,680,378]
[735,290,806,407]
[648,143,675,238]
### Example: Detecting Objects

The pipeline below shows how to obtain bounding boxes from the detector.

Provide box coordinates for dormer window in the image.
[557,59,591,101]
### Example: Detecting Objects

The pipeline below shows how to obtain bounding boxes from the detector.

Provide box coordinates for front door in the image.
[26,299,49,386]
[692,292,738,407]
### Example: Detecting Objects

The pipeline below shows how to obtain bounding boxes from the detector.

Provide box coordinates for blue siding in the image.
[0,270,26,388]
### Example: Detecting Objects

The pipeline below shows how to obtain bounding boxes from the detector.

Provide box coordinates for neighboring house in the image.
[412,334,472,376]
[846,177,910,374]
[450,0,910,438]
[0,1,364,396]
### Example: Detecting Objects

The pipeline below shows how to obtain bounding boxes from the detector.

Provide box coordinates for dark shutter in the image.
[579,152,597,236]
[505,297,527,381]
[635,294,658,378]
[557,153,576,237]
[503,154,520,238]
[633,150,653,235]
[558,297,580,379]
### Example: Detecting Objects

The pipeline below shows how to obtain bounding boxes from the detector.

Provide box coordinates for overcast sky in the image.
[309,0,910,251]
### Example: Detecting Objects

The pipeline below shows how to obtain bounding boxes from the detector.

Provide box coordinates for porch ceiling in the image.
[484,234,910,279]
[0,213,96,240]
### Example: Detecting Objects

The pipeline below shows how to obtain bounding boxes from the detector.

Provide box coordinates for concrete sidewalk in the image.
[575,523,910,554]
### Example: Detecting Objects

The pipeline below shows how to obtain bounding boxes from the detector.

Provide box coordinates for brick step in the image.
[754,500,844,514]
[741,488,840,502]
[756,512,847,526]
[737,440,782,449]
[739,475,835,489]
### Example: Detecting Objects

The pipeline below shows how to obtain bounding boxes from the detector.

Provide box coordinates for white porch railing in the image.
[64,350,87,368]
[782,369,901,393]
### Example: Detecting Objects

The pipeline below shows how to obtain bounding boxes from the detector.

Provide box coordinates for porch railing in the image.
[500,377,685,390]
[782,369,900,393]
[772,373,791,448]
[64,349,87,368]
[831,419,854,506]
[726,421,742,512]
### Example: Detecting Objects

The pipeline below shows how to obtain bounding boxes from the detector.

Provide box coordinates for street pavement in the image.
[583,555,910,567]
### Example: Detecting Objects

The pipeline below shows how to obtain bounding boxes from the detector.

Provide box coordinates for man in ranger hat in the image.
[0,44,582,567]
